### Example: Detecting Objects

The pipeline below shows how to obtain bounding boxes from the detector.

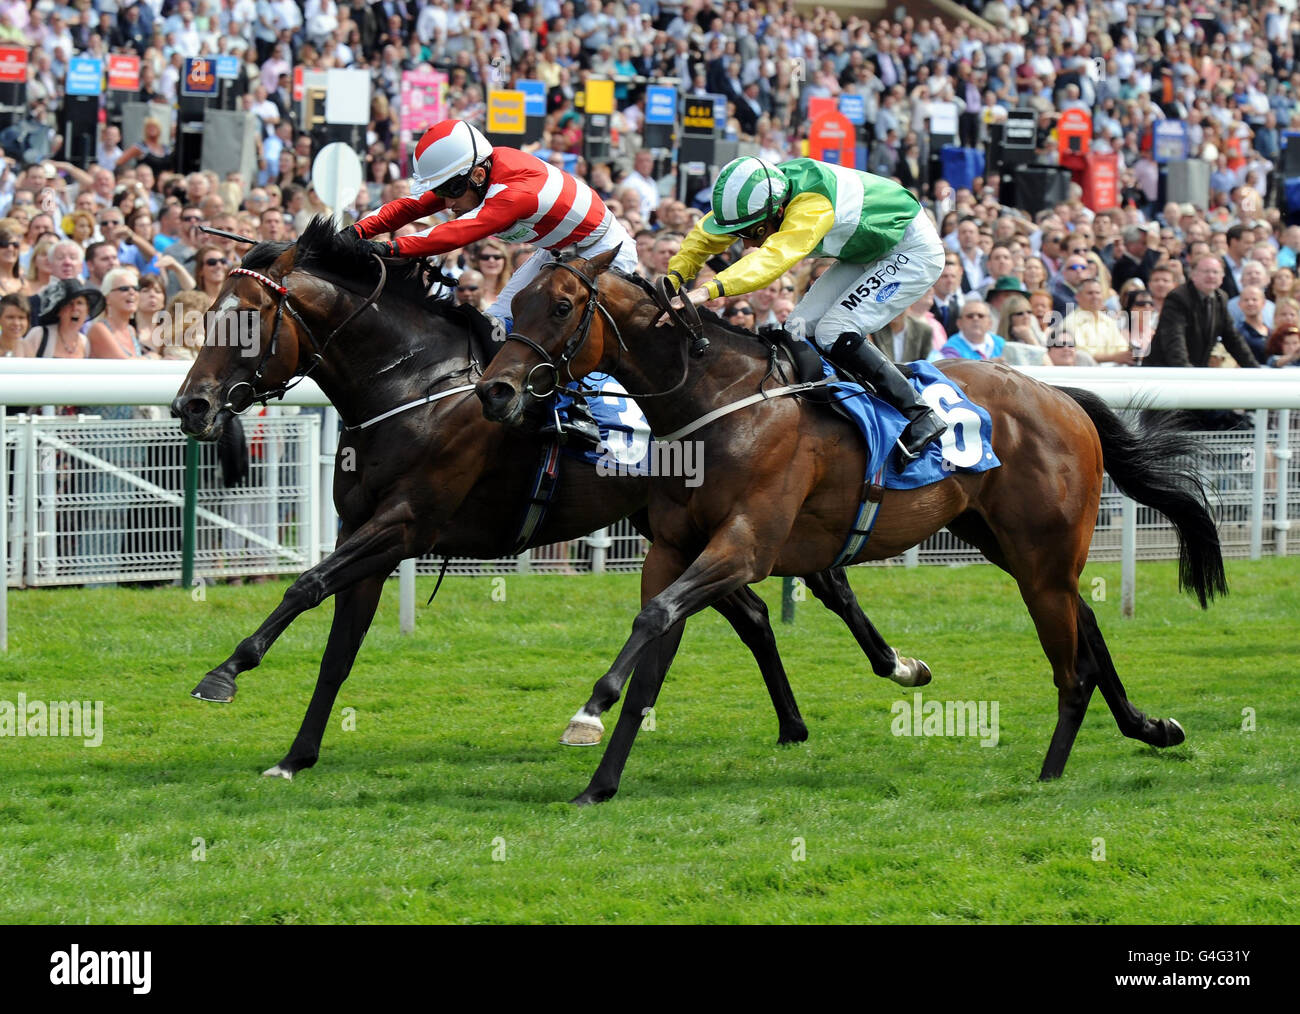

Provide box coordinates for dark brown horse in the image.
[475,248,1227,804]
[170,220,929,778]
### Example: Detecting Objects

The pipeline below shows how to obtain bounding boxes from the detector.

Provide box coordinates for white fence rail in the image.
[3,363,1300,649]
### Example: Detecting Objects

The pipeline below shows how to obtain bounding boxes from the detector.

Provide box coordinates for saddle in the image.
[760,326,861,427]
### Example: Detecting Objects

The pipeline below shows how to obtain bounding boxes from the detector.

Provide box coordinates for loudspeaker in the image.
[1011,164,1070,215]
[1165,159,1211,209]
[58,94,99,169]
[1282,139,1300,178]
[201,108,260,186]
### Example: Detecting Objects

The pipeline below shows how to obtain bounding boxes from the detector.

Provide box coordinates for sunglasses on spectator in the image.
[112,285,140,293]
[204,257,228,267]
[0,241,17,249]
[182,215,203,223]
[102,219,123,227]
[477,252,504,261]
[728,306,754,315]
[782,284,795,291]
[1065,262,1089,270]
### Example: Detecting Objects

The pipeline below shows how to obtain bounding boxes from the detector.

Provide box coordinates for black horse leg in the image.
[1077,599,1186,749]
[263,574,386,779]
[190,508,423,702]
[802,568,932,686]
[710,588,808,744]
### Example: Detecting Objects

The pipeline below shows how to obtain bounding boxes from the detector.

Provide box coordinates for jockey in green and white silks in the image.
[666,156,947,460]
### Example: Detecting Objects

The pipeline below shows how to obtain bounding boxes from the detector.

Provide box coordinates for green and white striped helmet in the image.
[702,157,790,236]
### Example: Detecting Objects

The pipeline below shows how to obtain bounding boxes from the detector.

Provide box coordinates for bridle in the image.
[502,260,709,402]
[220,255,387,414]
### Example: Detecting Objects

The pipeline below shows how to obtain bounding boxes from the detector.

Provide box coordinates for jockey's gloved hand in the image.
[364,239,398,258]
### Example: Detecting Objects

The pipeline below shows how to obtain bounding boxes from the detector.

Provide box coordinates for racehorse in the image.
[475,247,1227,804]
[170,219,931,779]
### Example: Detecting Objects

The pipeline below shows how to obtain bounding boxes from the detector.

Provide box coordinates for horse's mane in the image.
[250,215,463,323]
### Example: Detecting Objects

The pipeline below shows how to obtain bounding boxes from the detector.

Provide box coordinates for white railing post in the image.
[37,412,53,585]
[1250,408,1268,560]
[399,557,416,633]
[1275,410,1292,557]
[1121,495,1137,618]
[903,545,920,568]
[320,407,339,557]
[306,414,321,568]
[586,527,611,574]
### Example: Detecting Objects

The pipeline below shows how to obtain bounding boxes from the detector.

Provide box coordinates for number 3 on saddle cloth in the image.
[510,374,651,554]
[820,356,1001,565]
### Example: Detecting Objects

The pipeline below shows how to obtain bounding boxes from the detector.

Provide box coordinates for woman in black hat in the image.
[23,277,105,360]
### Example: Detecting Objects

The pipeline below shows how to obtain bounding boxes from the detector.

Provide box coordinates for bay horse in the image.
[475,247,1227,804]
[170,219,930,779]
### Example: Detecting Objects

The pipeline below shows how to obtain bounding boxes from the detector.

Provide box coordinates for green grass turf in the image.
[1,558,1296,924]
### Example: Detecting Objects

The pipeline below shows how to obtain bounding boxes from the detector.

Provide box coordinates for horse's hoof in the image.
[569,789,614,806]
[888,651,932,688]
[262,764,294,781]
[1164,718,1186,747]
[560,718,604,746]
[778,722,809,744]
[191,672,237,702]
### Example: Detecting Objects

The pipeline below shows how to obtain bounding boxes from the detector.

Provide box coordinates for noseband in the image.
[221,256,388,414]
[503,261,626,399]
[502,261,703,401]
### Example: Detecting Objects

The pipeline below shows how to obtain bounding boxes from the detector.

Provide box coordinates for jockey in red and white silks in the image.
[354,119,638,323]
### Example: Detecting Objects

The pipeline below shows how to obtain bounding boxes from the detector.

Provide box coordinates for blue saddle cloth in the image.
[818,355,1000,489]
[553,373,652,471]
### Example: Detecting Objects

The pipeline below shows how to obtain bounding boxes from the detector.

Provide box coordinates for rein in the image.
[502,260,695,402]
[221,254,388,415]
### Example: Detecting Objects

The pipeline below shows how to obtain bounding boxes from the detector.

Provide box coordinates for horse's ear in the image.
[586,247,619,278]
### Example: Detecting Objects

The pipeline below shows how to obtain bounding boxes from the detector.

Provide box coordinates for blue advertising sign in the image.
[712,93,727,125]
[646,85,677,125]
[838,94,865,125]
[1152,120,1189,164]
[518,79,546,117]
[215,54,239,80]
[181,57,220,97]
[66,58,103,97]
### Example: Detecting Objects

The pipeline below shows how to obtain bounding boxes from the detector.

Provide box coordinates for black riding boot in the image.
[539,394,603,450]
[828,332,947,461]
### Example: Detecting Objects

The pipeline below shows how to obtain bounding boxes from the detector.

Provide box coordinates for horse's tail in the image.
[1059,387,1227,608]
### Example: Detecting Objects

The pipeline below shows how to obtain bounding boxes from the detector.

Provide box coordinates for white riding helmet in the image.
[410,119,494,197]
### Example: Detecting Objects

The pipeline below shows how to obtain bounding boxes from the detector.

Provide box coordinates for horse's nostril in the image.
[476,381,516,418]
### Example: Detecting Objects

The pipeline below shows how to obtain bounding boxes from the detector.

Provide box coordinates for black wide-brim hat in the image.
[37,277,106,326]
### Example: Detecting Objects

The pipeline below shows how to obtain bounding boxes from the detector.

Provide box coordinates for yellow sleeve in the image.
[707,192,835,299]
[665,217,736,292]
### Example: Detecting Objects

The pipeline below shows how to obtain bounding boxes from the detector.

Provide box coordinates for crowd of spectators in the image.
[0,0,1297,382]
